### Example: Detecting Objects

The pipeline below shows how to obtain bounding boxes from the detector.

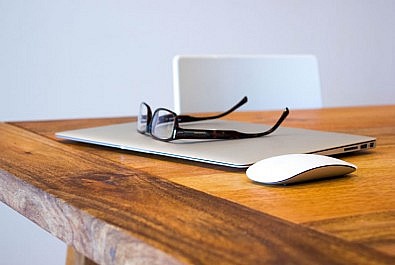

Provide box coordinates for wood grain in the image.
[304,211,395,257]
[1,119,393,264]
[12,106,395,223]
[2,105,395,264]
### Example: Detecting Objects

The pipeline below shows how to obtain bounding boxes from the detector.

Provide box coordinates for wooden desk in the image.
[1,105,394,264]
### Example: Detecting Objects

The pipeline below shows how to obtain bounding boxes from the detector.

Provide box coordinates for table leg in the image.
[65,246,98,265]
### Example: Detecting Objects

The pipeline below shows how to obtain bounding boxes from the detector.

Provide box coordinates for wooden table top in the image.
[1,105,394,264]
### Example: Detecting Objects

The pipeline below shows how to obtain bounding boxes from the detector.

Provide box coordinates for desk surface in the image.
[1,105,394,264]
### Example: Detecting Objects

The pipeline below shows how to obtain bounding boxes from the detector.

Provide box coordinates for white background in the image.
[1,1,394,264]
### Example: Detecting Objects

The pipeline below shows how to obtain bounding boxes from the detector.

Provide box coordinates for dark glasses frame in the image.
[150,107,290,142]
[137,96,248,134]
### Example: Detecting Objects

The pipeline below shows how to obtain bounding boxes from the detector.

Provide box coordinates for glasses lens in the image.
[151,109,176,140]
[137,103,149,133]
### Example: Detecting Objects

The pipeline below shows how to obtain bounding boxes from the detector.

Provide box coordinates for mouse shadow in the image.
[250,173,356,187]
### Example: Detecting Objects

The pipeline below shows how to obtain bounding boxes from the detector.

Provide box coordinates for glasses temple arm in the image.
[257,107,289,136]
[174,107,289,140]
[176,96,248,123]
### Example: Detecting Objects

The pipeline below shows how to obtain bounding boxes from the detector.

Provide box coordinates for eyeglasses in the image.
[137,96,248,134]
[150,107,289,141]
[137,97,289,142]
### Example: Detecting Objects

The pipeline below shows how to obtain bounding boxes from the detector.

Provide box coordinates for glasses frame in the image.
[137,96,248,135]
[150,107,290,142]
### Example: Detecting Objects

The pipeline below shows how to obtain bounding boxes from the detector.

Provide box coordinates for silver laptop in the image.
[56,120,376,168]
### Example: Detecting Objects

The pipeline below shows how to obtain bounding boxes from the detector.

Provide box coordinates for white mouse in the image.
[246,154,357,185]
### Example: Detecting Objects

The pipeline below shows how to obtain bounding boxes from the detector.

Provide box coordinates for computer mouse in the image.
[246,154,357,185]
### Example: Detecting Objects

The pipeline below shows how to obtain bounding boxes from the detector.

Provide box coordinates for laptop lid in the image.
[56,120,376,168]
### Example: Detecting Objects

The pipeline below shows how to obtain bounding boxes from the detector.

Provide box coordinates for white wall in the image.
[0,1,394,264]
[0,203,66,265]
[1,0,394,122]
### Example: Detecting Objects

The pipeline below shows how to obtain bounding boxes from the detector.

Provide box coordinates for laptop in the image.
[56,119,376,168]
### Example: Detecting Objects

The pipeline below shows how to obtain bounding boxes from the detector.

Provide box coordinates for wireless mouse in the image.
[246,154,357,185]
